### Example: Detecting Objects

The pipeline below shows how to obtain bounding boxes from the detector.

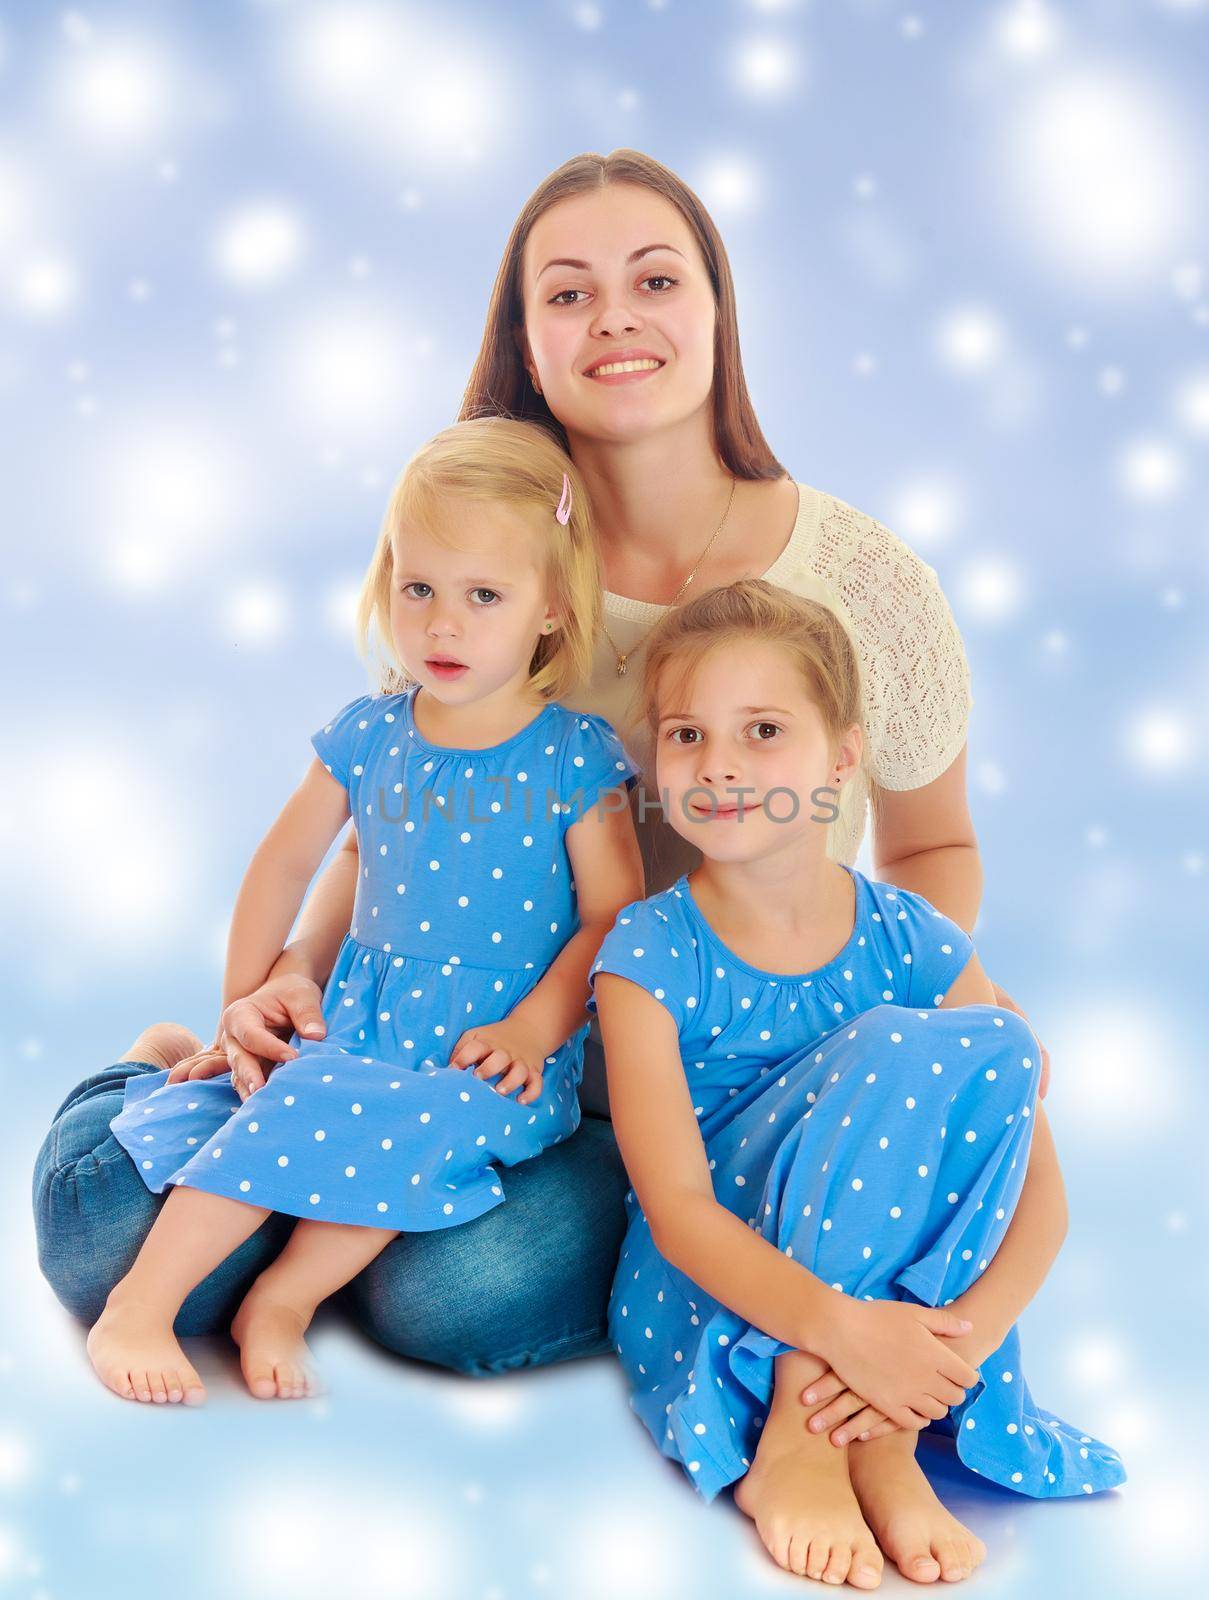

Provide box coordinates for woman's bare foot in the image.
[86,1291,206,1405]
[734,1404,883,1587]
[230,1283,321,1400]
[119,1022,205,1072]
[848,1431,987,1584]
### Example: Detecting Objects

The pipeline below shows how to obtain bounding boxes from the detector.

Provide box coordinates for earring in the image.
[531,372,542,395]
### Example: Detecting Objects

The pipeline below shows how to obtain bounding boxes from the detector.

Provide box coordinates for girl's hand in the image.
[447,1020,547,1106]
[165,1040,233,1085]
[797,1366,902,1446]
[814,1298,979,1435]
[802,1314,989,1446]
[216,974,327,1102]
[989,980,1050,1099]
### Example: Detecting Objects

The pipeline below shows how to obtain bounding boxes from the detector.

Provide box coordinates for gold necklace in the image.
[601,474,738,678]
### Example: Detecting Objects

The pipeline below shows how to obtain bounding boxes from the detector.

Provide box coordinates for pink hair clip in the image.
[555,471,573,525]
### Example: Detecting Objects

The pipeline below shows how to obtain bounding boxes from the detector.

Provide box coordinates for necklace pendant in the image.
[616,654,628,678]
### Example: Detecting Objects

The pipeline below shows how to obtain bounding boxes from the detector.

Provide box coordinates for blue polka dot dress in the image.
[109,685,641,1229]
[586,866,1125,1505]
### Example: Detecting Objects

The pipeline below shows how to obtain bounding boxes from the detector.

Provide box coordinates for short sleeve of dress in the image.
[558,710,642,830]
[883,885,976,1008]
[586,900,685,1030]
[814,501,973,792]
[310,693,379,789]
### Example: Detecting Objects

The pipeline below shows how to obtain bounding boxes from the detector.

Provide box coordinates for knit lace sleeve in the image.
[811,495,973,792]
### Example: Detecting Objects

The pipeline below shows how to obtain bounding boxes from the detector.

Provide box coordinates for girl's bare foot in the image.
[230,1284,321,1400]
[734,1405,883,1587]
[86,1291,206,1405]
[119,1022,205,1073]
[848,1431,987,1584]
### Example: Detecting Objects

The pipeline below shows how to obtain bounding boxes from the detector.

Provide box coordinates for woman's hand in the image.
[989,980,1050,1099]
[812,1297,980,1436]
[446,1018,548,1105]
[191,974,327,1102]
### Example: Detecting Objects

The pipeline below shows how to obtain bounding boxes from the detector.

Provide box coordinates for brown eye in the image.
[550,274,678,307]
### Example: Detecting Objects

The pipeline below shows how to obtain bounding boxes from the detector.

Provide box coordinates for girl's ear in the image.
[835,722,863,781]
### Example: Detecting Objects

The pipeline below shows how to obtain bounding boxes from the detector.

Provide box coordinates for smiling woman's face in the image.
[519,182,718,446]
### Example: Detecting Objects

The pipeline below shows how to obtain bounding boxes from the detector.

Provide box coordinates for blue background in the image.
[1,1,1205,1595]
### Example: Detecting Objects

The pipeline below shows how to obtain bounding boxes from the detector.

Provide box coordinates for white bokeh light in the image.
[223,583,290,646]
[1117,436,1186,502]
[324,577,366,639]
[733,36,802,97]
[0,1433,30,1488]
[936,304,1007,374]
[957,557,1025,623]
[0,150,34,255]
[1171,260,1203,300]
[1067,1333,1127,1388]
[1098,364,1126,397]
[12,253,78,316]
[285,5,504,167]
[443,1381,527,1427]
[994,0,1062,58]
[233,1484,452,1598]
[60,10,94,47]
[1119,1476,1207,1570]
[281,303,411,436]
[1001,71,1193,287]
[697,155,763,214]
[976,759,1008,795]
[563,1506,681,1598]
[1123,706,1193,774]
[215,202,306,288]
[95,417,254,591]
[889,475,965,549]
[55,39,171,147]
[1049,1002,1175,1134]
[1173,371,1209,436]
[13,738,200,939]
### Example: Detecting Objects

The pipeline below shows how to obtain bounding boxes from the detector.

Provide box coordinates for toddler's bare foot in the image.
[119,1022,205,1073]
[231,1284,321,1400]
[86,1291,206,1405]
[848,1431,987,1584]
[734,1405,883,1587]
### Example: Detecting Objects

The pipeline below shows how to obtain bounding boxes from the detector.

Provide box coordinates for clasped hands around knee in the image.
[798,1296,980,1447]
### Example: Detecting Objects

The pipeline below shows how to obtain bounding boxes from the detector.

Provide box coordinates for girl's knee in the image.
[985,1006,1040,1063]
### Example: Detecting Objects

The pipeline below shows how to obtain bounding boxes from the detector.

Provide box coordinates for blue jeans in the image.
[31,1040,628,1374]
